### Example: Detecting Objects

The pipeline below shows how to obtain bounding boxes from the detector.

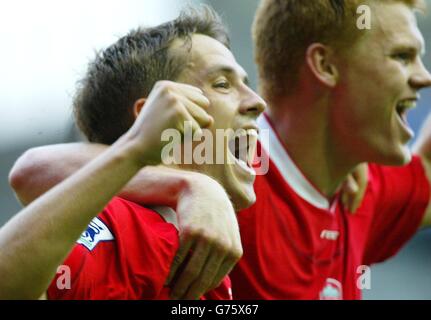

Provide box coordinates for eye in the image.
[213,79,231,90]
[392,52,414,64]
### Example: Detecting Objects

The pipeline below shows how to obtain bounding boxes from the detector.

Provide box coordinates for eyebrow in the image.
[393,41,426,56]
[205,65,250,86]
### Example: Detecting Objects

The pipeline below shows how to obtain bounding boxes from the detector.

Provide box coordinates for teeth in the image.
[397,100,417,111]
[247,129,259,137]
[406,101,416,108]
[233,129,258,138]
[235,129,259,166]
[234,129,248,138]
[227,128,259,173]
[236,158,256,176]
[247,131,258,167]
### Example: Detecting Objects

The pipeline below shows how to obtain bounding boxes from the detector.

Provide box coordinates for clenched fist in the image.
[121,80,213,166]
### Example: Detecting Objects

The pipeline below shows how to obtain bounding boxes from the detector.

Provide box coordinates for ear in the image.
[305,43,339,88]
[133,98,146,119]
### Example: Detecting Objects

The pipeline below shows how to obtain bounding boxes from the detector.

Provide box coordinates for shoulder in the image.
[101,197,176,232]
[367,155,425,179]
[103,197,160,219]
[77,197,179,253]
[366,155,428,193]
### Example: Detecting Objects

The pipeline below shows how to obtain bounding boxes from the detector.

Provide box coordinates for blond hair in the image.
[253,0,426,105]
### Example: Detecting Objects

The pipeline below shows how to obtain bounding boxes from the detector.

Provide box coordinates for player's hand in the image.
[341,163,368,213]
[123,80,213,165]
[166,173,242,300]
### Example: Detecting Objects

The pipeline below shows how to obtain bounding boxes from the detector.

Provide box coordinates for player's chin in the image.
[393,147,412,166]
[376,143,412,166]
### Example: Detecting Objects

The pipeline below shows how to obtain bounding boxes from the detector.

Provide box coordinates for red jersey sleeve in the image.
[47,197,179,299]
[363,156,430,265]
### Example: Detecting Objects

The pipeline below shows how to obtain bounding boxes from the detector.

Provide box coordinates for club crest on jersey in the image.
[319,278,342,300]
[77,217,114,251]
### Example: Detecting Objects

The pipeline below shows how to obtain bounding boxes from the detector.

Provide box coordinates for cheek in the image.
[207,100,236,130]
[338,73,395,123]
[331,92,379,139]
[345,50,394,87]
[361,54,406,89]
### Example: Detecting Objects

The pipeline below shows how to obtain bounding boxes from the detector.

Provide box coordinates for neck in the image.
[267,96,359,199]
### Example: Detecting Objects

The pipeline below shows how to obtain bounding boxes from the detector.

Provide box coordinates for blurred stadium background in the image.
[0,0,430,299]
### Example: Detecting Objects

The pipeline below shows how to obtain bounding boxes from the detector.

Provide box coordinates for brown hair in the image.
[74,5,230,144]
[253,0,426,105]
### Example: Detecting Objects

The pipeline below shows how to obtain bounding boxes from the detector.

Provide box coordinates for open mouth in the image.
[395,99,417,124]
[228,129,258,175]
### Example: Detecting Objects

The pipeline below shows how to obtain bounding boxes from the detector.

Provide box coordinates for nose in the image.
[239,86,267,117]
[409,59,431,90]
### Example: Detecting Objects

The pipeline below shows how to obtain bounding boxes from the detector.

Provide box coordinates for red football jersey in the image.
[47,198,232,300]
[231,114,430,300]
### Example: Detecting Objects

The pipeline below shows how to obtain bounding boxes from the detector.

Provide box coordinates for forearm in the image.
[10,143,188,209]
[6,141,240,301]
[0,138,143,299]
[9,143,108,205]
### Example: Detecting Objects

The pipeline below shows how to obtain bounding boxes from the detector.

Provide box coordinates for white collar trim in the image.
[258,114,331,210]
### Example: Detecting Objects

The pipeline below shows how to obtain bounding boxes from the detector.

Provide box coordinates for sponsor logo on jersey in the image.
[77,217,114,251]
[320,229,339,241]
[319,278,342,300]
